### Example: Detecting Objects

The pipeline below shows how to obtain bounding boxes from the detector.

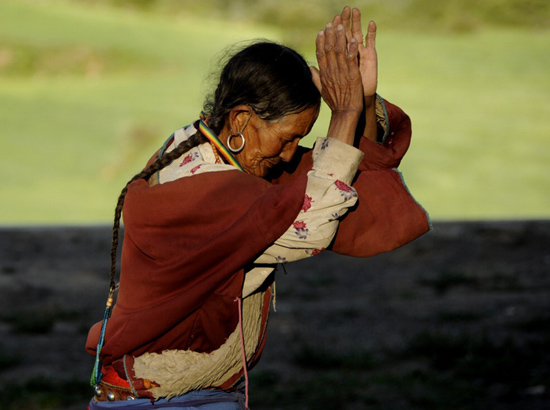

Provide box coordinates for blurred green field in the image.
[1,0,549,224]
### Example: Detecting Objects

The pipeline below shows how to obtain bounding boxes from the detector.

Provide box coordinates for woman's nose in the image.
[279,140,299,162]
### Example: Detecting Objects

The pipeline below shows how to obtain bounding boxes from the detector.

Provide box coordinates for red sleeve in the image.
[87,170,308,364]
[328,168,430,257]
[330,97,431,256]
[272,98,430,258]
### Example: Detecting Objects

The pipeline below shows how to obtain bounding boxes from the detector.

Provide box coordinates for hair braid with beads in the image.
[106,40,321,296]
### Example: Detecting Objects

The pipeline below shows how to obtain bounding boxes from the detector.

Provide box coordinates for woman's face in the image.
[233,106,319,178]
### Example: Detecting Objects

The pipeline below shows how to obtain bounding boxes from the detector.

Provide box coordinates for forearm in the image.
[363,96,377,142]
[357,97,413,171]
[326,110,362,146]
[255,137,364,265]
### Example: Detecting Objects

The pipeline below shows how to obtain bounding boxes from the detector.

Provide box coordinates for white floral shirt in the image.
[158,124,364,297]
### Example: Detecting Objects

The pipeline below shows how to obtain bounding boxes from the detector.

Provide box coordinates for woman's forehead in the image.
[274,107,319,134]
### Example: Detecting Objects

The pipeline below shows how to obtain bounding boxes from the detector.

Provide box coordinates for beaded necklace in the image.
[209,142,222,164]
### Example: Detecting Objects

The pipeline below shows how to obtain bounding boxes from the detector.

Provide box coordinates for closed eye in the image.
[283,135,301,143]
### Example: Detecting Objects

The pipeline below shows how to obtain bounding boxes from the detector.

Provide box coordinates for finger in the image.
[310,66,322,92]
[347,36,359,61]
[352,8,364,46]
[346,37,361,82]
[324,22,336,52]
[324,22,338,74]
[334,24,348,70]
[315,29,327,71]
[341,6,352,44]
[365,20,377,49]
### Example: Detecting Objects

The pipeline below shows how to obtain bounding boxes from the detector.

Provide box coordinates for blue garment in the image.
[88,389,245,410]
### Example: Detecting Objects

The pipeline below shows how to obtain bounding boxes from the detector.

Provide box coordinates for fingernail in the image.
[326,22,332,28]
[337,24,344,30]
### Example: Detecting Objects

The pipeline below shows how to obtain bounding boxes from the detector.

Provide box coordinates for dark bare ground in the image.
[0,221,548,410]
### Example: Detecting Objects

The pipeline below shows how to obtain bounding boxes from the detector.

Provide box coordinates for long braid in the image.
[106,41,321,293]
[108,131,207,294]
[92,127,212,386]
[93,41,321,387]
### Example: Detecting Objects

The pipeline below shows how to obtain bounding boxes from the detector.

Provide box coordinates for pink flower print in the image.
[334,180,358,200]
[179,152,199,167]
[301,194,313,212]
[334,180,352,192]
[190,164,202,174]
[293,220,309,239]
[310,247,325,256]
[293,220,306,229]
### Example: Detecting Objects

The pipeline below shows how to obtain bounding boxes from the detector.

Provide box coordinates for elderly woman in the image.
[86,7,430,410]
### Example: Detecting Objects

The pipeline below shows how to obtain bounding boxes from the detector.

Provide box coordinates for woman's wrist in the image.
[327,110,362,145]
[362,99,377,142]
[364,94,376,109]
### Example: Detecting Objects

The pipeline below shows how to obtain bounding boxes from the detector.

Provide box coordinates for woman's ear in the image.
[228,105,253,134]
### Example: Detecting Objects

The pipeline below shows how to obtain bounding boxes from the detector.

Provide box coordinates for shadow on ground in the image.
[0,221,549,409]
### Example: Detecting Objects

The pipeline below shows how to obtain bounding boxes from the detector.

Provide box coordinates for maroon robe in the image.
[86,99,430,382]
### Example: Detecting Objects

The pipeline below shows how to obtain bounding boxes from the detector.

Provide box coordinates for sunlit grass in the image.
[375,29,550,219]
[1,0,549,223]
[0,0,280,223]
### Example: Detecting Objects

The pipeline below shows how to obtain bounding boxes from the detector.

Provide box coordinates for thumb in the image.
[310,66,322,93]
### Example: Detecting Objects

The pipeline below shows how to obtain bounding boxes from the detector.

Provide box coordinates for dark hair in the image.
[204,41,321,133]
[106,41,320,294]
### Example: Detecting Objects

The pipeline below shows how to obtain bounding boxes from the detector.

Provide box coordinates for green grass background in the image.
[1,0,549,224]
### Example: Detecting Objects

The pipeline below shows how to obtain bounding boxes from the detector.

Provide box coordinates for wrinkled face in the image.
[233,106,319,178]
